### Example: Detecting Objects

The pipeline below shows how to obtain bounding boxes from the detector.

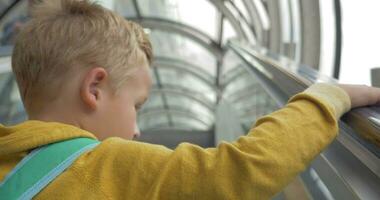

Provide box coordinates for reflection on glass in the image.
[0,0,30,46]
[139,94,164,111]
[138,112,210,131]
[137,0,218,39]
[170,114,210,130]
[114,0,136,18]
[222,50,278,132]
[0,72,26,125]
[150,30,217,75]
[0,0,15,14]
[157,67,216,101]
[138,112,170,129]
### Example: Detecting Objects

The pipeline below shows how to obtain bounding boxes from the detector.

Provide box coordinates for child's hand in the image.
[338,84,380,108]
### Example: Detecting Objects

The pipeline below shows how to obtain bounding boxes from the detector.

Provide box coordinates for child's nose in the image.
[134,123,141,139]
[133,131,141,139]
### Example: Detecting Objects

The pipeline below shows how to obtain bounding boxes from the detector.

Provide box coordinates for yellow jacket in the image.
[0,84,351,199]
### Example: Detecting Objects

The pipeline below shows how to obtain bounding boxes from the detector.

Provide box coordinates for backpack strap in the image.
[0,138,100,200]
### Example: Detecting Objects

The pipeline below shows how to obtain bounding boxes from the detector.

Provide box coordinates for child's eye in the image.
[135,104,142,111]
[135,98,147,111]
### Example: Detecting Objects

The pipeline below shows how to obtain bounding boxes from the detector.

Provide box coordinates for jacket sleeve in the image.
[96,83,351,200]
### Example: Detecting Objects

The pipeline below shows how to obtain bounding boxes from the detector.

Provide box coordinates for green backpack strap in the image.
[0,138,100,200]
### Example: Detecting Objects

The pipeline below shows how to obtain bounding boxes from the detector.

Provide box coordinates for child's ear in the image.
[80,67,108,110]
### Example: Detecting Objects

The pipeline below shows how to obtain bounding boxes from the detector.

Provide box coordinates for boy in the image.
[0,0,380,199]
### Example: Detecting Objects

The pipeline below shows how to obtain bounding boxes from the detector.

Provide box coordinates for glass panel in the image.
[154,57,214,83]
[171,114,210,130]
[222,50,278,132]
[169,110,212,126]
[138,112,210,131]
[233,0,250,23]
[234,92,272,111]
[142,90,214,122]
[222,18,237,45]
[150,30,217,76]
[223,72,259,99]
[114,0,137,18]
[171,123,207,130]
[139,93,164,111]
[0,0,28,46]
[0,0,14,14]
[138,0,218,39]
[223,0,255,44]
[164,92,213,112]
[157,67,216,102]
[221,51,242,75]
[138,113,169,130]
[165,94,214,124]
[0,71,10,88]
[151,71,158,85]
[139,90,215,130]
[0,72,26,125]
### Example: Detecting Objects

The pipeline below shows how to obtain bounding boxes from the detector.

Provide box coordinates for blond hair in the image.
[12,0,152,112]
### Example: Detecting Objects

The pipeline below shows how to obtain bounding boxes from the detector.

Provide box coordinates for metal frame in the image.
[154,69,213,129]
[299,0,321,69]
[224,86,262,103]
[152,81,216,101]
[225,0,254,37]
[128,17,224,60]
[131,0,141,19]
[149,88,215,111]
[153,56,216,87]
[207,0,249,41]
[215,12,224,102]
[139,121,209,131]
[228,40,380,199]
[0,0,23,20]
[220,64,247,84]
[138,109,212,127]
[152,66,173,126]
[222,71,256,89]
[266,0,282,55]
[333,0,342,79]
[139,106,214,123]
[140,104,214,119]
[241,0,270,46]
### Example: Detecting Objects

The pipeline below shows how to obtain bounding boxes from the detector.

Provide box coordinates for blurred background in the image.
[1,0,380,199]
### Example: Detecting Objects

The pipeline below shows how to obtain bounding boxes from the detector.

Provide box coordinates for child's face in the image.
[94,64,152,140]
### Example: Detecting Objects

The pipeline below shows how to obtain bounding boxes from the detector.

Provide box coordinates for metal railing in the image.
[228,40,380,200]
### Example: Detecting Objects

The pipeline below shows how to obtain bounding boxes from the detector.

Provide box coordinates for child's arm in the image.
[87,83,377,199]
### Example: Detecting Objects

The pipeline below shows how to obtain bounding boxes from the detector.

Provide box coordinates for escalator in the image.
[0,0,379,199]
[222,40,380,199]
[0,38,379,199]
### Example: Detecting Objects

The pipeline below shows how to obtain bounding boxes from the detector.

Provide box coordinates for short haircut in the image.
[12,0,152,112]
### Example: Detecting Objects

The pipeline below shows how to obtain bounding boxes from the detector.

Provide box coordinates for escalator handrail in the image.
[228,41,380,158]
[228,40,380,198]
